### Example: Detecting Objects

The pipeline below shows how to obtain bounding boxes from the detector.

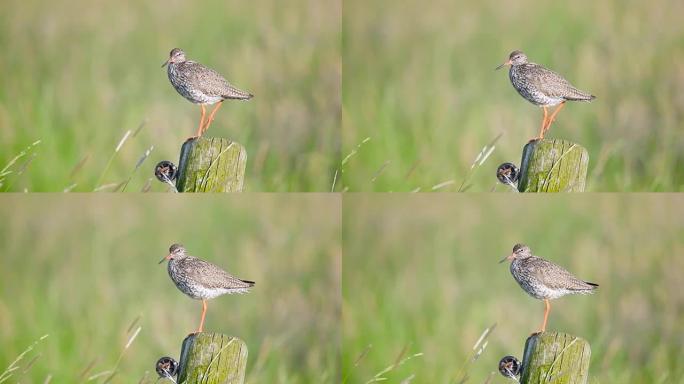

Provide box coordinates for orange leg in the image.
[197,299,208,333]
[543,102,566,137]
[202,101,224,136]
[537,106,549,140]
[194,104,207,138]
[539,298,551,333]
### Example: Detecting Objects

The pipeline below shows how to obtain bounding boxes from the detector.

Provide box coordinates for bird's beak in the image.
[158,254,171,264]
[499,253,514,264]
[161,59,169,68]
[495,60,511,71]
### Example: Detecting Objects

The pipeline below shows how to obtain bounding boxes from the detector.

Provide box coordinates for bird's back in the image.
[510,63,594,104]
[169,256,254,299]
[178,61,252,100]
[511,256,597,299]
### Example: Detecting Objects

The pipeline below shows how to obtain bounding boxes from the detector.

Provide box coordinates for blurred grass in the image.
[341,0,684,191]
[343,194,684,383]
[0,194,341,383]
[0,0,340,192]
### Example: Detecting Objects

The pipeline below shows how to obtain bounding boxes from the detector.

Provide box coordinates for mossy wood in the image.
[177,333,248,384]
[176,137,246,192]
[518,139,588,192]
[521,332,591,384]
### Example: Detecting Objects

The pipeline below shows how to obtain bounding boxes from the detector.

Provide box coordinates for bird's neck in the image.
[169,256,187,265]
[512,256,533,264]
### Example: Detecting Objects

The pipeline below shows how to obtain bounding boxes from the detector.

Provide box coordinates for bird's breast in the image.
[167,65,207,104]
[509,67,563,106]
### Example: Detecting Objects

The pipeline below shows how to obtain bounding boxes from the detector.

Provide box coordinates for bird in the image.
[499,243,598,333]
[159,243,255,333]
[496,50,595,140]
[162,48,253,139]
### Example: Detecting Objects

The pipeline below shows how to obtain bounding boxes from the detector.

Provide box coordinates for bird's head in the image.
[495,50,528,70]
[162,48,186,68]
[499,243,531,263]
[159,243,186,264]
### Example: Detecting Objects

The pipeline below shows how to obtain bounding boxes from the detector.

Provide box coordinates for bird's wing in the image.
[180,257,253,290]
[185,62,252,100]
[527,257,589,290]
[525,64,592,100]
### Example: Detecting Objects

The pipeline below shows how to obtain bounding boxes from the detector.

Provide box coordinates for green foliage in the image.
[0,0,340,192]
[341,0,684,191]
[0,195,341,382]
[342,194,684,382]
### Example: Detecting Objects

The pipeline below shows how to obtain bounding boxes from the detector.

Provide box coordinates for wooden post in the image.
[176,137,247,192]
[520,332,591,384]
[517,139,588,192]
[177,333,248,384]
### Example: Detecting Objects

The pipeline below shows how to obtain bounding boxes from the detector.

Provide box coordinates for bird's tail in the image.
[567,94,596,102]
[225,93,253,100]
[575,281,599,294]
[565,88,595,102]
[223,88,253,100]
[240,279,256,287]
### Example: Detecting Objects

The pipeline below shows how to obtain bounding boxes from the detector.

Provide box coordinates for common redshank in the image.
[162,48,253,138]
[499,243,598,333]
[159,243,255,333]
[496,50,595,140]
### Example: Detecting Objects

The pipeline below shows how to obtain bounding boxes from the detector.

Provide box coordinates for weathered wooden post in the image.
[499,332,591,384]
[517,139,588,192]
[175,137,247,192]
[177,333,248,384]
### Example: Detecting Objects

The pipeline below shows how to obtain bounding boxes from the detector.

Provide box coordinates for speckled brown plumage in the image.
[505,51,594,106]
[168,255,253,297]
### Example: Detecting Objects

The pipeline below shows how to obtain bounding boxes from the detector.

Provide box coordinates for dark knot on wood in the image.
[498,355,522,379]
[154,161,178,183]
[496,162,520,186]
[155,356,179,379]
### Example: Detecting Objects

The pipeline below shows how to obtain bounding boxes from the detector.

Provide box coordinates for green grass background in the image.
[0,0,340,192]
[341,0,684,191]
[343,194,684,383]
[0,194,341,383]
